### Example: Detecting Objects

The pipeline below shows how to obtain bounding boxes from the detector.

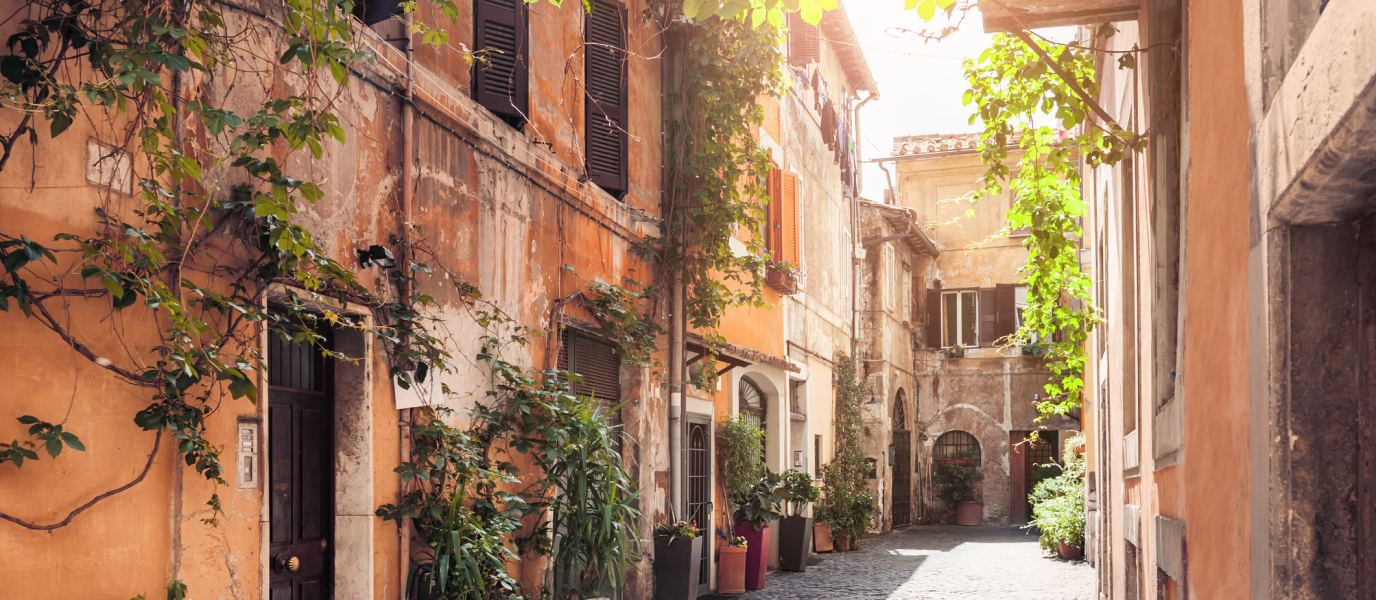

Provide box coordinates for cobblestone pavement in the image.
[737,526,1094,600]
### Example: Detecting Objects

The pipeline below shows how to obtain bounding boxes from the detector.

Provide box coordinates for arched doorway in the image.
[892,390,911,526]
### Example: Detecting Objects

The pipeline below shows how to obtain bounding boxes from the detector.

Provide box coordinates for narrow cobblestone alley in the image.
[733,526,1093,600]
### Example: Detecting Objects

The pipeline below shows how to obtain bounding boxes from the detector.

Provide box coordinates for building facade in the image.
[979,0,1376,597]
[875,134,1069,527]
[0,0,669,598]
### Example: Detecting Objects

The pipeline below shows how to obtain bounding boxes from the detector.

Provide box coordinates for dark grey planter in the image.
[653,534,702,600]
[778,515,813,572]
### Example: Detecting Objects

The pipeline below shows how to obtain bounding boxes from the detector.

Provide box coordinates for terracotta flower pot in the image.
[1058,541,1083,560]
[955,501,983,526]
[833,531,852,552]
[778,516,812,572]
[812,522,833,553]
[734,523,772,590]
[718,546,747,595]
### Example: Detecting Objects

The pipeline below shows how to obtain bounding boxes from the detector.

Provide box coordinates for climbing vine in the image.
[964,27,1146,419]
[815,353,877,543]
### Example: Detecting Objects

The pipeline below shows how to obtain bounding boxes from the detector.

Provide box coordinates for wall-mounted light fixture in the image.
[866,390,882,406]
[356,245,397,269]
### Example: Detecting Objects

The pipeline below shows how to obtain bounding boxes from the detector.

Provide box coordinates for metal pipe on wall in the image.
[850,91,878,359]
[398,10,416,595]
[668,278,684,514]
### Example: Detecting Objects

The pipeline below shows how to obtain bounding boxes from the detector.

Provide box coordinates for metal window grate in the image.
[934,430,981,463]
[688,423,711,586]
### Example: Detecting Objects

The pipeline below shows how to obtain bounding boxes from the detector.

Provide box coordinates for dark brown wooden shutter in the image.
[787,12,819,65]
[585,0,628,197]
[926,289,942,348]
[473,0,529,125]
[995,284,1017,342]
[979,288,997,346]
[558,329,622,404]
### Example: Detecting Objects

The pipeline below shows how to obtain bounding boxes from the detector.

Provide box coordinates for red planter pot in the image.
[1058,541,1083,560]
[734,523,772,590]
[718,546,747,595]
[834,532,852,552]
[955,501,983,526]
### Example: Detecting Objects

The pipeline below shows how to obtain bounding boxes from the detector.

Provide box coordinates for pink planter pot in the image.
[955,501,983,526]
[734,523,772,590]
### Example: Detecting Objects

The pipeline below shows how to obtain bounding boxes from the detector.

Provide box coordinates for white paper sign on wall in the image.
[393,370,441,410]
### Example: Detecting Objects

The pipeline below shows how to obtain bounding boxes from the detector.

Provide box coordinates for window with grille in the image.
[934,430,981,464]
[739,376,766,424]
[585,0,628,197]
[473,0,529,129]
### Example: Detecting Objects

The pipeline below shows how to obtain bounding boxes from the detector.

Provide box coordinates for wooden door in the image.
[268,332,333,600]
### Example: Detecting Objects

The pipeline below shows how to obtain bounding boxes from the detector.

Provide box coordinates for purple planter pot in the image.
[734,522,772,590]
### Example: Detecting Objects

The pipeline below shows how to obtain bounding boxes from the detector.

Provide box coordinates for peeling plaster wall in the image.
[0,1,665,598]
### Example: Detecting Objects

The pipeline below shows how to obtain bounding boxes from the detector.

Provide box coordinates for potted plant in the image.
[732,469,784,590]
[934,457,982,526]
[653,515,702,600]
[815,353,879,551]
[716,415,780,591]
[942,343,966,359]
[813,521,834,553]
[1026,433,1087,560]
[776,469,821,571]
[716,527,748,595]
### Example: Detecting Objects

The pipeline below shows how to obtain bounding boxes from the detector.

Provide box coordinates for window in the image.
[739,376,766,424]
[353,0,403,25]
[557,329,622,432]
[814,435,822,477]
[766,165,800,294]
[934,430,981,464]
[902,263,913,324]
[940,290,978,348]
[585,0,628,197]
[787,11,819,66]
[473,0,529,129]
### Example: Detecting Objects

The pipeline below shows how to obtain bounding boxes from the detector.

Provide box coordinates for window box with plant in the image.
[653,516,702,600]
[716,415,782,591]
[777,469,821,571]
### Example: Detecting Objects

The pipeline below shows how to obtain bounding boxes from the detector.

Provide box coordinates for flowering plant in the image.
[717,526,748,549]
[655,520,700,542]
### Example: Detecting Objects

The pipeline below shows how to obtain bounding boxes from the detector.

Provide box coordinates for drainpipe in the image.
[850,91,878,359]
[668,278,684,514]
[398,10,416,595]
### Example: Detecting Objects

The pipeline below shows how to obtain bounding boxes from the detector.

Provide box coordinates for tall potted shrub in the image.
[934,454,982,526]
[1026,433,1087,559]
[653,517,702,600]
[816,353,879,551]
[717,415,780,591]
[776,469,820,571]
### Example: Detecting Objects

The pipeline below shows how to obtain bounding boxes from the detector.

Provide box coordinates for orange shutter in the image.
[781,171,800,265]
[766,164,783,259]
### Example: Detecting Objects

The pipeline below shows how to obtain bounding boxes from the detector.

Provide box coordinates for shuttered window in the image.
[787,11,819,66]
[912,270,925,324]
[473,0,529,128]
[995,283,1018,343]
[557,329,622,405]
[978,288,997,347]
[585,0,628,197]
[766,167,801,266]
[939,290,978,348]
[925,288,941,348]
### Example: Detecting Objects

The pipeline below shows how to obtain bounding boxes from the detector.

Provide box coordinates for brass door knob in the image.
[274,554,300,573]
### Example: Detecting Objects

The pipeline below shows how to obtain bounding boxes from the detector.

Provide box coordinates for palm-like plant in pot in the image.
[716,415,781,591]
[776,469,821,571]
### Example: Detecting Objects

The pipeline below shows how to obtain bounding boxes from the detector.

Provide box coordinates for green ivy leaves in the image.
[0,416,85,468]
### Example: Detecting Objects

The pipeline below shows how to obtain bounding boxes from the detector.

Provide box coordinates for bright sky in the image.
[842,2,1074,199]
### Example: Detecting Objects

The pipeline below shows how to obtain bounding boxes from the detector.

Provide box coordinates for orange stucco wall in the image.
[1179,0,1253,594]
[0,1,664,598]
